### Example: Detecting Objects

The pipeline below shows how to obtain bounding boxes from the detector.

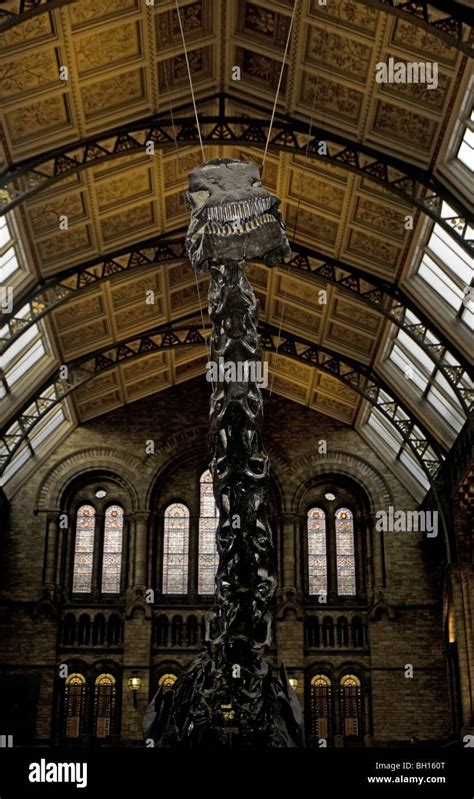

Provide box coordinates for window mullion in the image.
[327,515,337,604]
[93,513,104,598]
[189,513,199,599]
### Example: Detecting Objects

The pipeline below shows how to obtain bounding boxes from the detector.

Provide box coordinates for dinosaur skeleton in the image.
[144,159,304,747]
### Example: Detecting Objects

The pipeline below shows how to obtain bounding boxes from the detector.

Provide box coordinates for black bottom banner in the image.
[0,746,472,798]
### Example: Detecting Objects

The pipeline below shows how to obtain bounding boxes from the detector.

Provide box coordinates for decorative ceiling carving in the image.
[0,0,472,484]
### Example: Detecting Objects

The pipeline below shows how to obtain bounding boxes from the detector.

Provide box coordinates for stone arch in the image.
[147,441,210,513]
[289,451,393,514]
[35,447,147,511]
[146,430,286,514]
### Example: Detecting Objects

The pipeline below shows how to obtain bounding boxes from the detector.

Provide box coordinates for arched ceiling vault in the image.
[0,316,445,476]
[0,0,472,56]
[0,0,472,499]
[1,100,472,253]
[1,235,471,415]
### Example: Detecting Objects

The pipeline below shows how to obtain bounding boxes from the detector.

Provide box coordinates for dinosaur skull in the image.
[185,158,291,271]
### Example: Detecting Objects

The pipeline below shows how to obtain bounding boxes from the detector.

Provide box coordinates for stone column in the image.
[133,512,149,589]
[44,513,59,587]
[126,514,135,589]
[281,512,300,591]
[369,511,385,593]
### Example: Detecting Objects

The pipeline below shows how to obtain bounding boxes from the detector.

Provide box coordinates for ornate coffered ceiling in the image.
[0,0,472,492]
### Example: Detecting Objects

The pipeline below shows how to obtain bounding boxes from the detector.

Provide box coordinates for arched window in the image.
[337,616,349,647]
[198,470,219,595]
[186,615,198,646]
[171,615,183,646]
[305,617,320,648]
[322,616,334,648]
[340,674,362,737]
[64,673,86,739]
[158,673,177,691]
[307,508,327,596]
[310,674,332,744]
[335,508,356,596]
[162,503,190,594]
[72,505,96,593]
[92,614,106,646]
[107,614,122,646]
[62,613,76,646]
[101,505,124,593]
[71,495,125,597]
[155,615,169,646]
[351,616,364,647]
[77,614,91,646]
[94,674,117,739]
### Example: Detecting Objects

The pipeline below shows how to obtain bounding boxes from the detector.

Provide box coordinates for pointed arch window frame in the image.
[335,507,356,597]
[340,673,363,738]
[71,500,125,597]
[162,502,190,595]
[101,504,124,594]
[307,507,327,597]
[72,504,96,594]
[306,501,359,601]
[198,469,219,595]
[309,673,332,745]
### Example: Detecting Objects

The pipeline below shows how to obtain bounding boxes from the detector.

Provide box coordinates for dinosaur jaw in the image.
[187,210,290,270]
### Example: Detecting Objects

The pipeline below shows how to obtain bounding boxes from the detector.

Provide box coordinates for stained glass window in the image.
[307,508,327,596]
[198,470,219,595]
[94,673,116,739]
[335,507,356,596]
[162,503,189,594]
[72,505,96,593]
[101,505,124,594]
[310,674,332,743]
[340,674,362,737]
[64,673,86,739]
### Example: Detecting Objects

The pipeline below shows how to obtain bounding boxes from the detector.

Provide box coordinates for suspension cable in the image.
[175,0,205,162]
[262,0,299,171]
[269,26,325,397]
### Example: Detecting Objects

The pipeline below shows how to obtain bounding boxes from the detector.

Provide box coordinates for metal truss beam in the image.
[0,0,76,32]
[360,0,473,56]
[1,104,472,254]
[1,234,471,413]
[0,318,445,481]
[0,0,471,56]
[285,245,473,414]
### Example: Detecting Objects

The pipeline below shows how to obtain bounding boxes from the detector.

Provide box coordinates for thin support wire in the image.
[162,31,213,389]
[175,0,205,162]
[262,0,299,171]
[269,28,325,397]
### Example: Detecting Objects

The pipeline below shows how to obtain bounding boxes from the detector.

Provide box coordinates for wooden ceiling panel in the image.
[306,0,379,36]
[1,0,469,435]
[68,0,140,30]
[156,0,215,50]
[124,368,172,402]
[73,20,143,77]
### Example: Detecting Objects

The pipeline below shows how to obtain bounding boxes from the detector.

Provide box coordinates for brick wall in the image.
[0,377,450,745]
